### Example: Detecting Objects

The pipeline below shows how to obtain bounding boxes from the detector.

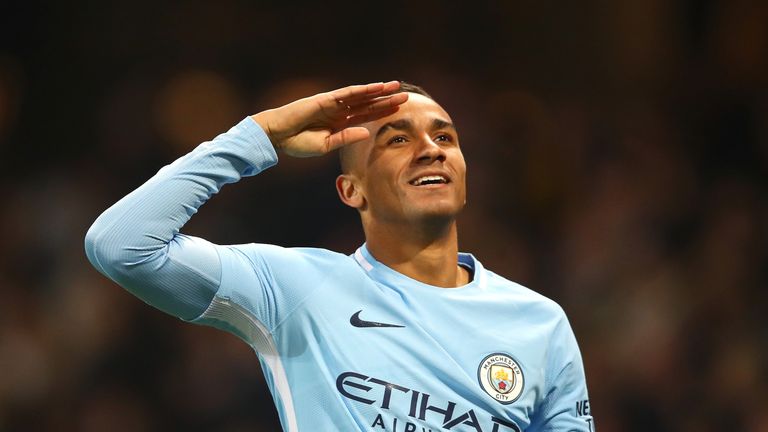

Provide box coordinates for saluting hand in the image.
[251,81,408,158]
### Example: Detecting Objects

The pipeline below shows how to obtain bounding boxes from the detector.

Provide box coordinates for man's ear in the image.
[336,174,365,209]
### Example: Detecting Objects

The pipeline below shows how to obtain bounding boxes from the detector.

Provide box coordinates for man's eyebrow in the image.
[375,119,414,139]
[431,118,456,131]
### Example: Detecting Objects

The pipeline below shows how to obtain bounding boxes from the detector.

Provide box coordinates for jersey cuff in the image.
[234,116,279,174]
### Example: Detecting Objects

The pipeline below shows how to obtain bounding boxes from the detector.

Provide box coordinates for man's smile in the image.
[407,171,453,187]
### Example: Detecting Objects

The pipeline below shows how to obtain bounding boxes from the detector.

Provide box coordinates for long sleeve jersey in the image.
[84,117,594,432]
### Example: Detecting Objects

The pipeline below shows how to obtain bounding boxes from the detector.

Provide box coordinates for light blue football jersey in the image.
[85,117,594,431]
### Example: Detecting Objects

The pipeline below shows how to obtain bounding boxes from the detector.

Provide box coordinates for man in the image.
[85,81,594,431]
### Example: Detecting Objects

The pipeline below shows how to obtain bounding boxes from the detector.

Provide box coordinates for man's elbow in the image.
[84,217,121,276]
[84,217,154,279]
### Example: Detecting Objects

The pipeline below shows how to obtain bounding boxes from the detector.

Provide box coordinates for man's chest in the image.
[274,280,553,431]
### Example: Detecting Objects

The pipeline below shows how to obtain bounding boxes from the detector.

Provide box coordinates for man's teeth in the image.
[411,175,447,186]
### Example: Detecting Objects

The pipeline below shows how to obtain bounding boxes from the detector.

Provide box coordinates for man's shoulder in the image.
[481,267,567,318]
[225,243,355,269]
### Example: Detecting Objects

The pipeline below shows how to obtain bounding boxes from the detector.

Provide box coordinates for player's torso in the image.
[270,254,559,432]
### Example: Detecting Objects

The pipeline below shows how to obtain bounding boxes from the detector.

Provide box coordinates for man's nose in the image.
[414,136,446,164]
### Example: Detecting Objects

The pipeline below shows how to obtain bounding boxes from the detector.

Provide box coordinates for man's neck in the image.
[364,221,468,288]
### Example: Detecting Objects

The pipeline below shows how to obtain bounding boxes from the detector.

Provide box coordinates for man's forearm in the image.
[84,117,277,319]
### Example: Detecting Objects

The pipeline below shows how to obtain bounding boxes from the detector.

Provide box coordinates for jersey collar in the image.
[353,243,486,293]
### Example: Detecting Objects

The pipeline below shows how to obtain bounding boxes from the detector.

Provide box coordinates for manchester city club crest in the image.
[478,353,524,404]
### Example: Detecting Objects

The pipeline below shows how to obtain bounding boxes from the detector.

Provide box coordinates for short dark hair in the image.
[339,81,433,173]
[397,81,433,100]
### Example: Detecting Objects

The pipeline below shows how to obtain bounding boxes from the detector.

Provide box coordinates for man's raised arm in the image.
[84,81,407,320]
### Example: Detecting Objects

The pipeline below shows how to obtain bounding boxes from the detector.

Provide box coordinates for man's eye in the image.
[388,136,407,145]
[435,134,453,142]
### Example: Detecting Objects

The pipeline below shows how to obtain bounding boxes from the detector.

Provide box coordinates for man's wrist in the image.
[251,110,281,150]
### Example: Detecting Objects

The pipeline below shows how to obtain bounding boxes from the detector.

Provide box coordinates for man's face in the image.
[341,93,467,226]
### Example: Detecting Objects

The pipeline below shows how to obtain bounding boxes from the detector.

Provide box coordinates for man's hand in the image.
[251,81,408,157]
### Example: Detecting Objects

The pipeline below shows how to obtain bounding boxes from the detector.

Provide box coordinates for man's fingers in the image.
[320,81,403,120]
[330,83,383,102]
[347,93,408,117]
[342,80,401,103]
[325,127,370,152]
[328,81,401,106]
[326,95,405,150]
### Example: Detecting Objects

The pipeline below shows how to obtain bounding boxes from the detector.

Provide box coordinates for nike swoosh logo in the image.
[350,310,405,328]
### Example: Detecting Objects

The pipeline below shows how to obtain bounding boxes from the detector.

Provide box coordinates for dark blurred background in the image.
[1,0,767,430]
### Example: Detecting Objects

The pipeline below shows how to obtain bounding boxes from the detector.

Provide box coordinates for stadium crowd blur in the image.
[1,1,767,431]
